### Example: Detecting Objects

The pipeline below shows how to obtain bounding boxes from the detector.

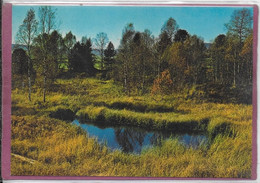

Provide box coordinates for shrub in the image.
[151,70,173,95]
[49,108,75,121]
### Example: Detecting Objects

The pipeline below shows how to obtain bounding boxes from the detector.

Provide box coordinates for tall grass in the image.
[11,116,251,177]
[11,77,252,178]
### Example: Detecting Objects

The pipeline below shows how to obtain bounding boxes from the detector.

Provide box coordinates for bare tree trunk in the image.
[124,60,128,94]
[101,51,104,70]
[141,63,146,94]
[226,62,229,85]
[233,61,236,87]
[157,58,161,77]
[28,58,31,101]
[21,75,25,89]
[249,61,252,82]
[43,75,46,102]
[43,63,47,102]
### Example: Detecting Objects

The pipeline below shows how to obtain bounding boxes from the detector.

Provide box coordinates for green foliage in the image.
[94,32,109,70]
[161,17,178,42]
[68,39,96,75]
[117,25,157,94]
[64,31,76,51]
[174,29,189,42]
[32,31,64,102]
[104,41,116,77]
[12,48,28,76]
[12,48,29,88]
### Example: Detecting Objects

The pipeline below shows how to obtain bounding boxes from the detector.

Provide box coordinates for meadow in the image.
[11,77,252,178]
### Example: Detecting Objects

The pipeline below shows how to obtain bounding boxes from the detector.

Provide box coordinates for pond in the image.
[72,119,208,154]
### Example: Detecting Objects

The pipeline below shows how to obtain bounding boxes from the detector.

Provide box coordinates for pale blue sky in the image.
[12,5,254,48]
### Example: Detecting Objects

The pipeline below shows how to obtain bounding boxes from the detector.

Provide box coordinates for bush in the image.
[49,108,75,121]
[151,70,173,95]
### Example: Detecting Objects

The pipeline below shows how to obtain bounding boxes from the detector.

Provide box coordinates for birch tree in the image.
[94,32,109,70]
[16,8,38,101]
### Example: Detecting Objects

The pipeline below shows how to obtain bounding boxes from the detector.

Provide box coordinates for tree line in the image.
[12,7,253,103]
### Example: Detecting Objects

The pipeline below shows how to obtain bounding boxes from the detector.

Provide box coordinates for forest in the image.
[11,6,254,178]
[12,7,253,103]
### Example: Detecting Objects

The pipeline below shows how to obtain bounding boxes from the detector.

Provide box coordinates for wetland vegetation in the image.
[11,6,253,178]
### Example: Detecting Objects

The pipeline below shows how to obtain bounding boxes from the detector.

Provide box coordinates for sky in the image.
[12,5,254,48]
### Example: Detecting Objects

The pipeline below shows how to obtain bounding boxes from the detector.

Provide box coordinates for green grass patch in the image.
[76,105,208,132]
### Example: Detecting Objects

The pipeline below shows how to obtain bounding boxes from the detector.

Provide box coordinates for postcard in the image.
[2,2,258,180]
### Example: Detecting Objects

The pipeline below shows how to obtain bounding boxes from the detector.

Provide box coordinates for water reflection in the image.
[72,119,208,153]
[115,128,146,152]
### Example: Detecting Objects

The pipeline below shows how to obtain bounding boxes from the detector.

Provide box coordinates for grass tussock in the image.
[76,105,208,132]
[11,78,253,178]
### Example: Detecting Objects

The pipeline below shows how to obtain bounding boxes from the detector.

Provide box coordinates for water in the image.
[72,119,208,154]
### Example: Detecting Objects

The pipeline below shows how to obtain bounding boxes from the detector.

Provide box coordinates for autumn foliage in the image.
[151,70,173,95]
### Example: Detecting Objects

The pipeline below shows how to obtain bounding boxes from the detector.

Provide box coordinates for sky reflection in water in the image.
[72,119,208,154]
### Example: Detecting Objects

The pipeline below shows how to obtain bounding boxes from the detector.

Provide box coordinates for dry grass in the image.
[11,78,253,178]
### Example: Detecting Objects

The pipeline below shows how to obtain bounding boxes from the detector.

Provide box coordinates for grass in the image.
[76,105,208,132]
[11,77,253,178]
